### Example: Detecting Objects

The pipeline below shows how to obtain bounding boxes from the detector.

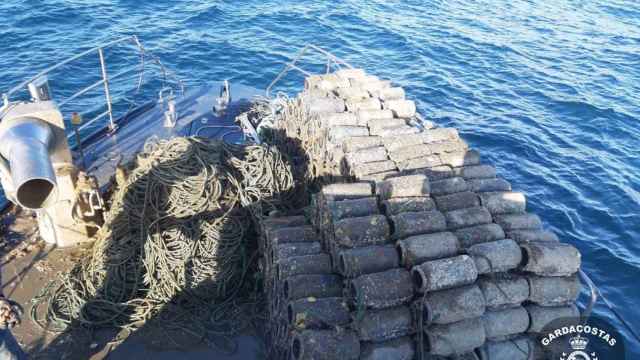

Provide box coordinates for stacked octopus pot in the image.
[261,68,583,359]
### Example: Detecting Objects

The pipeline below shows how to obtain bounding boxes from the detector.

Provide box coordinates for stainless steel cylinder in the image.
[0,117,57,209]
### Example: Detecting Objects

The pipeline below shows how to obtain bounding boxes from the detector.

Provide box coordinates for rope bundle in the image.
[31,136,295,353]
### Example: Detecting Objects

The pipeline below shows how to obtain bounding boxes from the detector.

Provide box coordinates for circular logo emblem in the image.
[534,315,625,360]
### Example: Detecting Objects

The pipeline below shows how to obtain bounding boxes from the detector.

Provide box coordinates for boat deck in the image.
[76,82,261,189]
[1,81,266,359]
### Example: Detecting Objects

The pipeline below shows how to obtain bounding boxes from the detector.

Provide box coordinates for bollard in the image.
[384,99,416,118]
[397,232,460,268]
[342,135,383,153]
[482,306,530,340]
[453,165,497,179]
[525,304,580,333]
[360,336,415,360]
[377,174,430,199]
[430,177,470,196]
[507,229,559,243]
[479,192,526,215]
[382,196,436,215]
[277,254,333,280]
[439,149,481,167]
[527,275,581,306]
[420,284,486,325]
[467,178,512,193]
[455,223,506,248]
[345,146,389,166]
[477,336,535,360]
[354,305,415,342]
[349,268,413,309]
[412,255,478,293]
[390,210,447,239]
[326,197,379,221]
[424,317,486,356]
[288,297,351,330]
[521,242,581,276]
[494,213,542,231]
[467,239,522,274]
[284,274,343,301]
[333,215,390,248]
[445,206,493,230]
[291,329,360,360]
[338,245,400,277]
[434,191,480,212]
[352,160,398,177]
[478,275,530,309]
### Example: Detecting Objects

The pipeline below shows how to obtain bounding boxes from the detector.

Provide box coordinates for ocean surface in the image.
[1,0,639,356]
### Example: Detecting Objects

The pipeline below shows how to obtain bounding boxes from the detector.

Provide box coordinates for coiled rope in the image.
[30,136,295,353]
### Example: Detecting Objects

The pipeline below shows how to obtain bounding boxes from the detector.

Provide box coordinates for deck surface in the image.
[1,82,266,359]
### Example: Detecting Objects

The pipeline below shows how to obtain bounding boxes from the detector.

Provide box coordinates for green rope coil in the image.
[31,136,294,353]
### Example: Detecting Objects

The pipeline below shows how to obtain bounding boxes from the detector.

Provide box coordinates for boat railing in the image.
[266,44,354,97]
[1,35,184,136]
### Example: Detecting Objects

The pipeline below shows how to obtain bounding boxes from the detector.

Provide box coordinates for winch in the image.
[0,98,103,246]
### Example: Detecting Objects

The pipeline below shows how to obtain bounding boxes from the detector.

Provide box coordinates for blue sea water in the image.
[1,0,639,356]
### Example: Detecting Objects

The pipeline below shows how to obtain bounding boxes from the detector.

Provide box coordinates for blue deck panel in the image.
[76,82,262,188]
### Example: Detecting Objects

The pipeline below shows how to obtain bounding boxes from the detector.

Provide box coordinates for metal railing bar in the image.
[98,48,116,130]
[76,110,110,134]
[4,36,136,99]
[132,36,185,95]
[266,44,355,97]
[57,67,138,107]
[289,64,312,77]
[58,80,106,107]
[306,44,354,69]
